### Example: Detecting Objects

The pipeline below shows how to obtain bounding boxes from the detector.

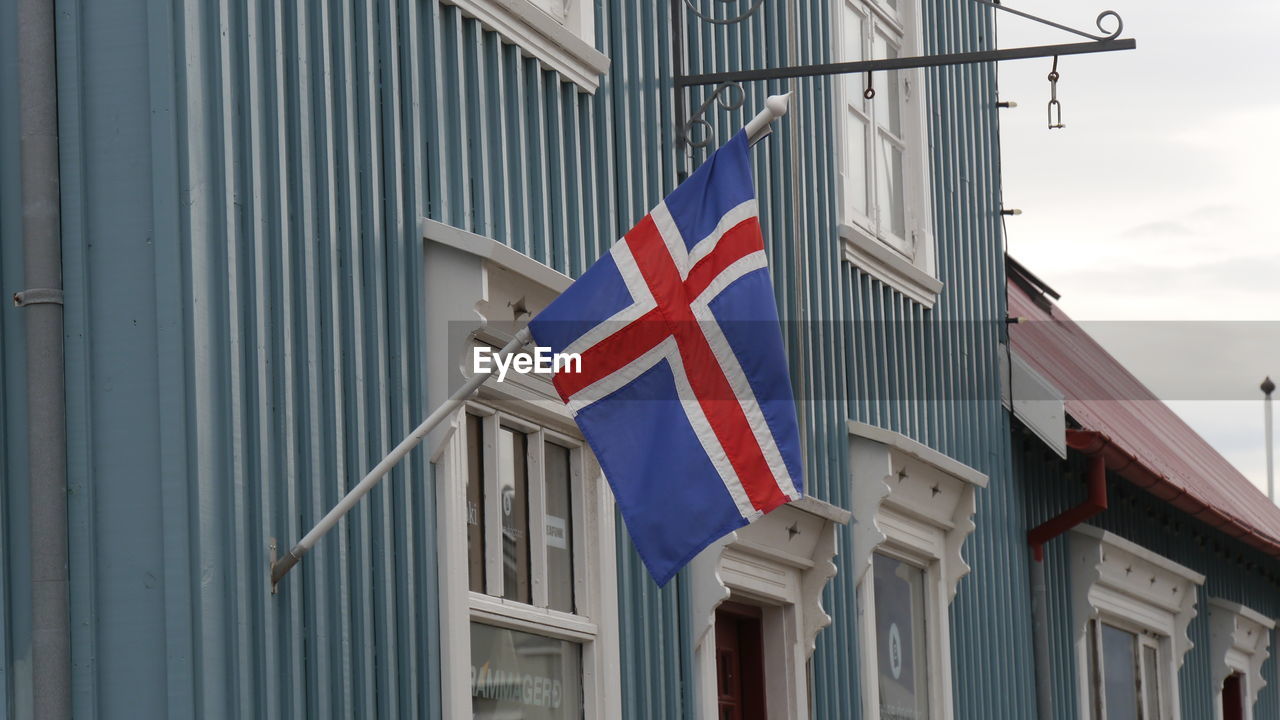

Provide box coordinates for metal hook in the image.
[864,72,875,100]
[1047,56,1065,129]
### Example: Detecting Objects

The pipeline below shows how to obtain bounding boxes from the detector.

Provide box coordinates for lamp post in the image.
[1264,376,1275,502]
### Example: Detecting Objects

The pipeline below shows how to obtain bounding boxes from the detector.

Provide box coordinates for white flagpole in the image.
[270,94,793,589]
[271,328,532,587]
[744,92,792,146]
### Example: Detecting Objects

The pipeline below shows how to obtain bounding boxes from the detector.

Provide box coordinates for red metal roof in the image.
[1007,274,1280,557]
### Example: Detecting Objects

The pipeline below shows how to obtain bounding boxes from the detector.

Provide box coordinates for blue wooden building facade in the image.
[4,0,1280,718]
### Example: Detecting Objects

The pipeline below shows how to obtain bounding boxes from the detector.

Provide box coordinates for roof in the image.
[1007,268,1280,557]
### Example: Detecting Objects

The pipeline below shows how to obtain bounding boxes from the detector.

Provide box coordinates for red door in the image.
[715,603,767,720]
[1222,673,1244,720]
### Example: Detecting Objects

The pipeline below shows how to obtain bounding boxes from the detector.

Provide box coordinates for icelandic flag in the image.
[528,131,803,585]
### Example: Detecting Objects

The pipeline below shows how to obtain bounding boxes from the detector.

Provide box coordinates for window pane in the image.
[1142,644,1161,720]
[471,622,583,720]
[499,427,531,603]
[842,3,865,62]
[847,111,870,219]
[529,0,568,22]
[1101,624,1141,720]
[544,441,576,613]
[874,553,929,720]
[466,414,486,593]
[878,138,907,241]
[872,35,902,136]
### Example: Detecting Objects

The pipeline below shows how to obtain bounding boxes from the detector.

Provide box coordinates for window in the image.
[461,403,601,719]
[424,219,620,719]
[836,0,940,306]
[1207,598,1275,720]
[1069,527,1204,720]
[1084,620,1165,720]
[442,0,609,92]
[465,408,581,611]
[848,422,988,720]
[872,552,931,720]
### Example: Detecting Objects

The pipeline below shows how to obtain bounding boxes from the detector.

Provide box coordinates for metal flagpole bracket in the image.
[673,0,1135,146]
[13,287,64,307]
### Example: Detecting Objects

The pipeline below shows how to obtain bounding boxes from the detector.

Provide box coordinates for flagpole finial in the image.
[745,92,793,146]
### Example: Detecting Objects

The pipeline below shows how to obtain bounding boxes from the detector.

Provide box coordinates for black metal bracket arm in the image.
[674,0,1136,147]
[676,38,1135,88]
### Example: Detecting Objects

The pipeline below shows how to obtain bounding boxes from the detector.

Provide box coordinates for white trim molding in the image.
[441,0,610,92]
[841,224,943,308]
[847,421,986,597]
[1208,598,1275,719]
[687,497,851,720]
[421,218,572,455]
[847,422,986,720]
[1070,526,1205,720]
[835,0,940,307]
[423,219,621,720]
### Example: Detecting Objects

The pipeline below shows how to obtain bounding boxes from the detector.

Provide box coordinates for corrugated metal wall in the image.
[1017,430,1280,720]
[15,0,1276,718]
[677,0,1032,717]
[43,0,632,715]
[2,0,1018,715]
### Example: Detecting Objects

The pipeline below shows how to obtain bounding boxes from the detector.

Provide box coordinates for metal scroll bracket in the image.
[675,0,1136,148]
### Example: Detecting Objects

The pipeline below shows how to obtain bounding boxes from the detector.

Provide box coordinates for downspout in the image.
[15,0,70,715]
[1027,430,1110,720]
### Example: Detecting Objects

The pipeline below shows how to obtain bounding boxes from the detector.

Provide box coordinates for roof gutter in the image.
[1065,427,1280,557]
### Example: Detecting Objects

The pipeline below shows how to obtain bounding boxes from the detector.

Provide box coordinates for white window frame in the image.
[687,497,852,720]
[441,0,609,92]
[1069,526,1205,720]
[848,421,988,720]
[1083,615,1170,720]
[834,0,941,307]
[423,219,621,719]
[1208,598,1275,720]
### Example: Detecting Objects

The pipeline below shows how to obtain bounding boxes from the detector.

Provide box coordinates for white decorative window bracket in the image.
[847,421,986,599]
[423,219,622,720]
[440,0,610,92]
[689,496,851,656]
[687,496,851,719]
[421,218,571,455]
[1069,526,1205,670]
[840,224,943,309]
[1208,598,1275,713]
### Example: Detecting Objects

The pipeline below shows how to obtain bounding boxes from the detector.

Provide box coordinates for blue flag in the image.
[528,131,803,585]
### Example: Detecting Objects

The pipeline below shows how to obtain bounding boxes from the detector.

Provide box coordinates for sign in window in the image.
[874,552,930,720]
[471,623,583,720]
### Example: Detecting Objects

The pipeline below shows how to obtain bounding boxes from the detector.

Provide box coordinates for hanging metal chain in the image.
[1047,56,1065,129]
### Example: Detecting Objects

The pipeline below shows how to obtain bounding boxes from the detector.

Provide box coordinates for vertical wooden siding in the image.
[0,0,1093,718]
[42,0,636,716]
[1017,436,1280,720]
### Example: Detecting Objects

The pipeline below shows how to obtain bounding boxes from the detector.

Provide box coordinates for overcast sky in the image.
[994,0,1280,491]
